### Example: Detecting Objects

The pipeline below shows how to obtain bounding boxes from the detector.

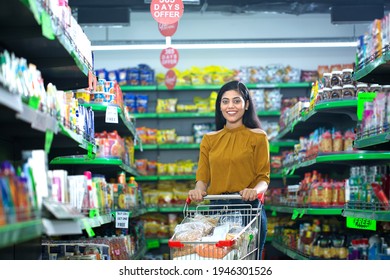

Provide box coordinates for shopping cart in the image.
[168,194,263,260]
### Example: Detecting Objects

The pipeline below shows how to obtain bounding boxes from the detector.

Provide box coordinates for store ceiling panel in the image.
[69,0,390,16]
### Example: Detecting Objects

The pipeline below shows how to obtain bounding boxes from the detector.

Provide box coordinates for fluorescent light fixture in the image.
[91,41,357,51]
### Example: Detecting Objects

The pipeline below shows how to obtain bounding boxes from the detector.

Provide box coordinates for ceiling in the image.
[69,0,390,15]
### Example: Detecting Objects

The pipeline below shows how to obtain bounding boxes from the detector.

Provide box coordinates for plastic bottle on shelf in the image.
[127,176,138,207]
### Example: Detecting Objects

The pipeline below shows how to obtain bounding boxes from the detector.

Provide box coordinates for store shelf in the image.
[0,219,42,249]
[120,82,311,92]
[276,99,358,140]
[136,174,298,181]
[121,85,157,91]
[353,132,390,150]
[135,175,195,181]
[265,204,343,219]
[0,0,92,90]
[15,104,58,133]
[159,112,215,118]
[353,51,390,84]
[0,86,23,113]
[58,123,97,155]
[81,103,138,140]
[49,156,139,176]
[283,151,390,175]
[271,241,309,260]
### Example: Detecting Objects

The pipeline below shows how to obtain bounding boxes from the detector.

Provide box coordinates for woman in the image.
[188,80,270,259]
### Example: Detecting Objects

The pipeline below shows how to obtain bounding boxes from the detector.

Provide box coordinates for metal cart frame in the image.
[168,194,263,260]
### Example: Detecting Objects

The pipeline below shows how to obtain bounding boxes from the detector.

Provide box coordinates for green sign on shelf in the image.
[346,217,376,231]
[357,92,377,121]
[147,239,160,250]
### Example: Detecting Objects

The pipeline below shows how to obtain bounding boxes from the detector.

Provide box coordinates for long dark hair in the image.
[215,80,262,130]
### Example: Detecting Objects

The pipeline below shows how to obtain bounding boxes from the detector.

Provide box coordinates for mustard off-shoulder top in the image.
[195,125,270,195]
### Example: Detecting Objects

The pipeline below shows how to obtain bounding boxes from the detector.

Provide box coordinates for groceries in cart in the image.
[169,210,259,260]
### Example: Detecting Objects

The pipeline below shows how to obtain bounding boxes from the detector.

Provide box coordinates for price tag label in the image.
[105,105,119,123]
[115,211,129,229]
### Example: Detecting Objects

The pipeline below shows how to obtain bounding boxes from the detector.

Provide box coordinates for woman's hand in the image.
[188,189,207,202]
[239,188,258,201]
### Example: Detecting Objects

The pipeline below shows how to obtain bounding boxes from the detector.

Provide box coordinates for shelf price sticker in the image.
[115,211,129,229]
[105,105,119,123]
[346,217,376,231]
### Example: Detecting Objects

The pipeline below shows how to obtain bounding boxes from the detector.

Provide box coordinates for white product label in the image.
[115,211,129,229]
[105,105,119,123]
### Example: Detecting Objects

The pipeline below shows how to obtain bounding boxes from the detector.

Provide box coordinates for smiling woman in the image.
[188,80,270,259]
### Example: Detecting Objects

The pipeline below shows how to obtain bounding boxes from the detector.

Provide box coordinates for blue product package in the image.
[117,68,128,85]
[107,70,118,82]
[124,93,137,113]
[127,68,140,85]
[95,69,107,81]
[136,94,148,113]
[139,67,155,85]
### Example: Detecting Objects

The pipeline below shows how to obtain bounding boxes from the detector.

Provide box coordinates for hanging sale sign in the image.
[160,47,179,69]
[158,21,179,37]
[150,0,184,25]
[165,69,177,89]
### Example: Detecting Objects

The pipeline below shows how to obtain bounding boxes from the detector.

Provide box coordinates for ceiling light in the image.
[91,41,357,51]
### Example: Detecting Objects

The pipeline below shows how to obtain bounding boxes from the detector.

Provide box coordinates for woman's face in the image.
[220,89,248,128]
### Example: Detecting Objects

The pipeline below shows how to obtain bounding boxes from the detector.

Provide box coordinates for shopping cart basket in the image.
[168,194,263,260]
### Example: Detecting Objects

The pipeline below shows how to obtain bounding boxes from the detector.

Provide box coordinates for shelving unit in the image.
[0,0,93,90]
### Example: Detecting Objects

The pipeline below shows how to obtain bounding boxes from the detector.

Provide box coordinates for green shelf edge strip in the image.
[0,219,42,249]
[315,151,390,162]
[0,219,41,233]
[58,123,97,154]
[314,99,358,110]
[49,157,139,175]
[120,82,311,92]
[353,52,390,81]
[284,151,390,173]
[353,133,390,149]
[265,205,343,215]
[50,156,123,165]
[135,143,200,150]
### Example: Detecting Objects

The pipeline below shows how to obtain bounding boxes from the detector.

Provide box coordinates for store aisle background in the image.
[84,12,366,72]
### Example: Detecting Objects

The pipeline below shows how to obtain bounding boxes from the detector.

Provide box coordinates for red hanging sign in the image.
[165,69,177,89]
[158,21,178,37]
[150,0,184,25]
[160,47,179,69]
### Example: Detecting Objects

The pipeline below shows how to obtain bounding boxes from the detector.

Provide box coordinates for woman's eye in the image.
[233,99,242,104]
[221,100,229,105]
